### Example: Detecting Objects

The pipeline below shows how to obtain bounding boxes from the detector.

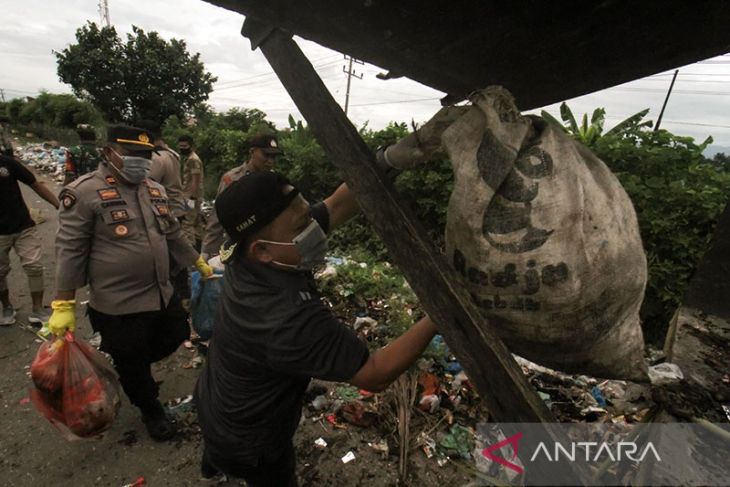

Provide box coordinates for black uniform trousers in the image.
[202,442,298,487]
[88,294,189,411]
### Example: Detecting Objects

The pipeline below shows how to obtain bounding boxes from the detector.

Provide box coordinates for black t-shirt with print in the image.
[194,202,369,464]
[0,154,36,235]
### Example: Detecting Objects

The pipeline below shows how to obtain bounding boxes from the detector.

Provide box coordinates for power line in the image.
[214,54,341,88]
[214,60,342,92]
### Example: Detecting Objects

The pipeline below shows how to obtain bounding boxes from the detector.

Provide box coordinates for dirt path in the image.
[0,174,472,487]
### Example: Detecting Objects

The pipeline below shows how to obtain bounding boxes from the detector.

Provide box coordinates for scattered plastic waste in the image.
[166,395,194,414]
[339,400,377,427]
[438,424,474,459]
[334,385,361,400]
[648,363,684,385]
[353,316,377,331]
[417,432,437,458]
[444,360,463,375]
[311,395,329,411]
[341,451,356,464]
[314,437,327,448]
[369,439,389,458]
[122,477,145,487]
[591,386,607,407]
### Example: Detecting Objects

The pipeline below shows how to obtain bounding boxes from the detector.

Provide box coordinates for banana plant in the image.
[541,103,653,146]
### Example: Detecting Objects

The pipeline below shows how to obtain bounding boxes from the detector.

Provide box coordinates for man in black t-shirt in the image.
[195,172,439,486]
[0,154,59,325]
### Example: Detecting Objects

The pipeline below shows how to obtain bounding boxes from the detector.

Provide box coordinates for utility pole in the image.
[98,0,111,27]
[342,55,363,115]
[0,89,5,103]
[655,69,679,131]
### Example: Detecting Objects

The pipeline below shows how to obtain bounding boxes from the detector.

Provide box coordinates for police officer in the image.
[63,124,102,185]
[178,135,204,250]
[201,133,282,258]
[0,116,14,157]
[136,120,189,302]
[48,125,213,441]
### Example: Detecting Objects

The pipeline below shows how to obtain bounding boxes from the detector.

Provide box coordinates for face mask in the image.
[108,149,151,185]
[258,220,328,271]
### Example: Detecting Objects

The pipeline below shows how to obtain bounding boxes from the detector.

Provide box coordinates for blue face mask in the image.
[108,149,151,185]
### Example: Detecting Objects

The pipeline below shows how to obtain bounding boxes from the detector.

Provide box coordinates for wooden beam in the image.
[244,20,589,485]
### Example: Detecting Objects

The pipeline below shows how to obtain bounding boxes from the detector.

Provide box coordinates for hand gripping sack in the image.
[30,332,121,439]
[442,87,648,381]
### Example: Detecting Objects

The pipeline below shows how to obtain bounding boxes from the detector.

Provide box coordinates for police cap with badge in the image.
[107,125,155,158]
[249,133,283,155]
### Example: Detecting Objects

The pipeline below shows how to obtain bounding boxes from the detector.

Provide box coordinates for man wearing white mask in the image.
[50,125,213,441]
[195,171,439,485]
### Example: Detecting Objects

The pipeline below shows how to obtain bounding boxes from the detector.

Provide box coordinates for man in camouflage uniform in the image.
[63,125,102,185]
[48,125,213,441]
[178,135,204,251]
[201,133,282,258]
[0,116,14,157]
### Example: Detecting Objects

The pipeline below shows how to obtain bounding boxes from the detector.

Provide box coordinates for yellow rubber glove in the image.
[47,300,76,336]
[195,256,213,279]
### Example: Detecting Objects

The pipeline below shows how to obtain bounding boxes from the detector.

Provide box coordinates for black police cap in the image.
[107,125,155,152]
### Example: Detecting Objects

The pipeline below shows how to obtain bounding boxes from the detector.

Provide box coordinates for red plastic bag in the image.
[30,332,121,440]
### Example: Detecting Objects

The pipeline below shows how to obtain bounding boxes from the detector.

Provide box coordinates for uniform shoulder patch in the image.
[59,189,77,209]
[67,171,96,189]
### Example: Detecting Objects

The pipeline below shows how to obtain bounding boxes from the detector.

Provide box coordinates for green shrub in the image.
[594,130,730,342]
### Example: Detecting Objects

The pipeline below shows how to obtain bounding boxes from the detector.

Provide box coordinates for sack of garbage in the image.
[387,87,648,381]
[191,268,224,341]
[30,332,121,439]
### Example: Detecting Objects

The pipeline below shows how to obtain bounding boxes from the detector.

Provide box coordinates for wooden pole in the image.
[243,20,587,484]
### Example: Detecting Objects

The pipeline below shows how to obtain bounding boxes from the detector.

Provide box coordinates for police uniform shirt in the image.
[201,163,251,256]
[55,163,199,315]
[181,151,204,200]
[194,203,369,462]
[149,146,186,218]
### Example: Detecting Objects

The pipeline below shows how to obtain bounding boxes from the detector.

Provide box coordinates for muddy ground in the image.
[0,174,474,486]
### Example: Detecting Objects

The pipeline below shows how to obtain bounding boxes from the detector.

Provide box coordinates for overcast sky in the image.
[2,0,729,151]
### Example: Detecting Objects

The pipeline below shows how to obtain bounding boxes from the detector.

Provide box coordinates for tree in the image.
[55,22,216,124]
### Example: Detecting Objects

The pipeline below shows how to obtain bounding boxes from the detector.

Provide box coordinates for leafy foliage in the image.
[1,92,101,128]
[594,130,730,341]
[542,103,652,146]
[55,22,216,123]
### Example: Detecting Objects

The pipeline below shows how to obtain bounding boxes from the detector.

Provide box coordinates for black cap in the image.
[250,133,282,154]
[216,171,300,244]
[107,125,155,153]
[135,119,162,139]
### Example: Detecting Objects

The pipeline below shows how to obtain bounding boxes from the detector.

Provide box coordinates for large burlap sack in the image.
[437,87,648,381]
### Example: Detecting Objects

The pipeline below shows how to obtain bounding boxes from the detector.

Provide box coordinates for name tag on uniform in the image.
[97,188,122,201]
[110,209,130,221]
[148,187,162,198]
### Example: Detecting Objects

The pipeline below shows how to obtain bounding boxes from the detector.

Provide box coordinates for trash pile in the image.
[17,142,68,183]
[297,335,695,477]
